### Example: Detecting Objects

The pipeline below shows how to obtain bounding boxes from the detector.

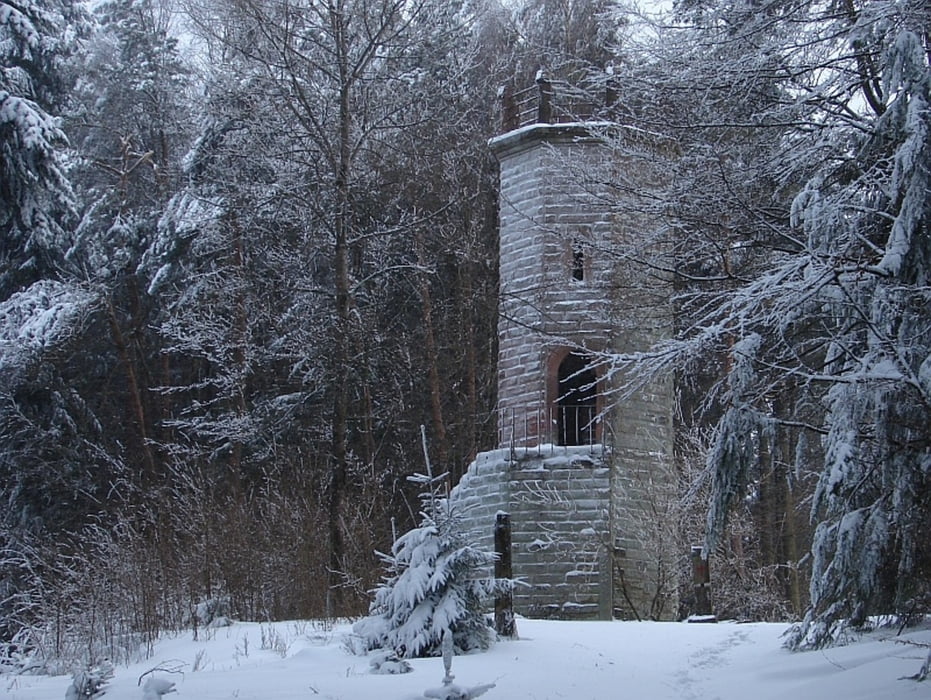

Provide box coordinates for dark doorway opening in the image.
[556,352,597,446]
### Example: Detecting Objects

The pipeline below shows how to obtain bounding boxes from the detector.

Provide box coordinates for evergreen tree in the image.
[0,0,107,656]
[602,0,930,644]
[69,0,192,280]
[59,0,196,491]
[140,54,320,485]
[354,459,500,657]
[0,0,89,296]
[784,13,931,647]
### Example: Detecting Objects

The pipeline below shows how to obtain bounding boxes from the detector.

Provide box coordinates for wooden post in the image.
[605,78,618,116]
[499,84,518,133]
[494,512,516,638]
[536,75,553,124]
[690,545,715,620]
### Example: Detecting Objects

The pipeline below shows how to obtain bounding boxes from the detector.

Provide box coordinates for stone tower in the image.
[493,120,614,449]
[451,80,677,620]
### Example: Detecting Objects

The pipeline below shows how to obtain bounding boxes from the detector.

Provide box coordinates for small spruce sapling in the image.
[353,428,501,658]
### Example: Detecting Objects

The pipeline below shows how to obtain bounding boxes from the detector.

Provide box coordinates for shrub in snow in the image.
[353,454,502,658]
[193,596,234,628]
[367,649,412,674]
[64,660,113,699]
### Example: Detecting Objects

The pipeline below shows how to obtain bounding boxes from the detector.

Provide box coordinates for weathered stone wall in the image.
[608,373,678,620]
[492,126,614,447]
[507,447,612,619]
[451,446,612,620]
[451,448,511,551]
[604,157,678,619]
[494,134,549,447]
[452,442,677,621]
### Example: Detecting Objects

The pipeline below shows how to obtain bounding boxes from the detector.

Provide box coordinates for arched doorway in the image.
[556,352,597,446]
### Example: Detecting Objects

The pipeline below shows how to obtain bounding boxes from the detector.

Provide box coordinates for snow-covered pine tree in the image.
[353,435,500,657]
[782,16,931,649]
[68,0,192,281]
[0,0,89,297]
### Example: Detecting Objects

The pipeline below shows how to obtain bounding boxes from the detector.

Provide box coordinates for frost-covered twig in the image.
[137,660,186,686]
[886,637,931,681]
[916,650,931,682]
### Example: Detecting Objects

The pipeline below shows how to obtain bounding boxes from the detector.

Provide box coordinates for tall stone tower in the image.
[492,119,614,449]
[452,79,678,621]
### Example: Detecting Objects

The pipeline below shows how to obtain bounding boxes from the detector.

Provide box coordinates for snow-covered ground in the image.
[2,617,929,700]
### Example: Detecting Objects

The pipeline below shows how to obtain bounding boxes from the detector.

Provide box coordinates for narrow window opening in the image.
[556,352,597,446]
[571,239,585,281]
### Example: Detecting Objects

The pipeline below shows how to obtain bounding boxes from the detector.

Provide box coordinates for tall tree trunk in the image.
[459,263,478,479]
[106,297,157,479]
[757,432,776,573]
[415,229,449,473]
[783,476,801,615]
[326,0,352,617]
[229,218,248,478]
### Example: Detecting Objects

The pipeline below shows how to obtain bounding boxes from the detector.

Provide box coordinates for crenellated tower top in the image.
[497,73,620,134]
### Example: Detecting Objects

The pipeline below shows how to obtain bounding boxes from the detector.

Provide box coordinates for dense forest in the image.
[1,0,928,670]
